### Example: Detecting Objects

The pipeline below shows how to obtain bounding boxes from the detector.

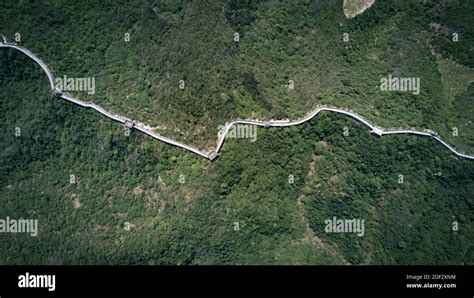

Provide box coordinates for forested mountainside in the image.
[0,0,472,264]
[1,0,473,151]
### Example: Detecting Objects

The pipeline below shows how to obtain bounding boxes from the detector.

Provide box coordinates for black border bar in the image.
[0,265,472,297]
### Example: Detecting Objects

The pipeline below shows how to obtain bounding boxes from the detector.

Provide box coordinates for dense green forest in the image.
[1,49,472,264]
[0,0,473,265]
[0,0,472,152]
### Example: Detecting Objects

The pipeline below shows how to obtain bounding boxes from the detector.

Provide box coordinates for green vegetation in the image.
[1,48,472,264]
[301,119,473,264]
[1,0,472,153]
[0,0,472,265]
[432,0,474,68]
[437,57,474,102]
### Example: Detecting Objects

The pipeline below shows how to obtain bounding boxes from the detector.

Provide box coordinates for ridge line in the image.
[1,41,473,161]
